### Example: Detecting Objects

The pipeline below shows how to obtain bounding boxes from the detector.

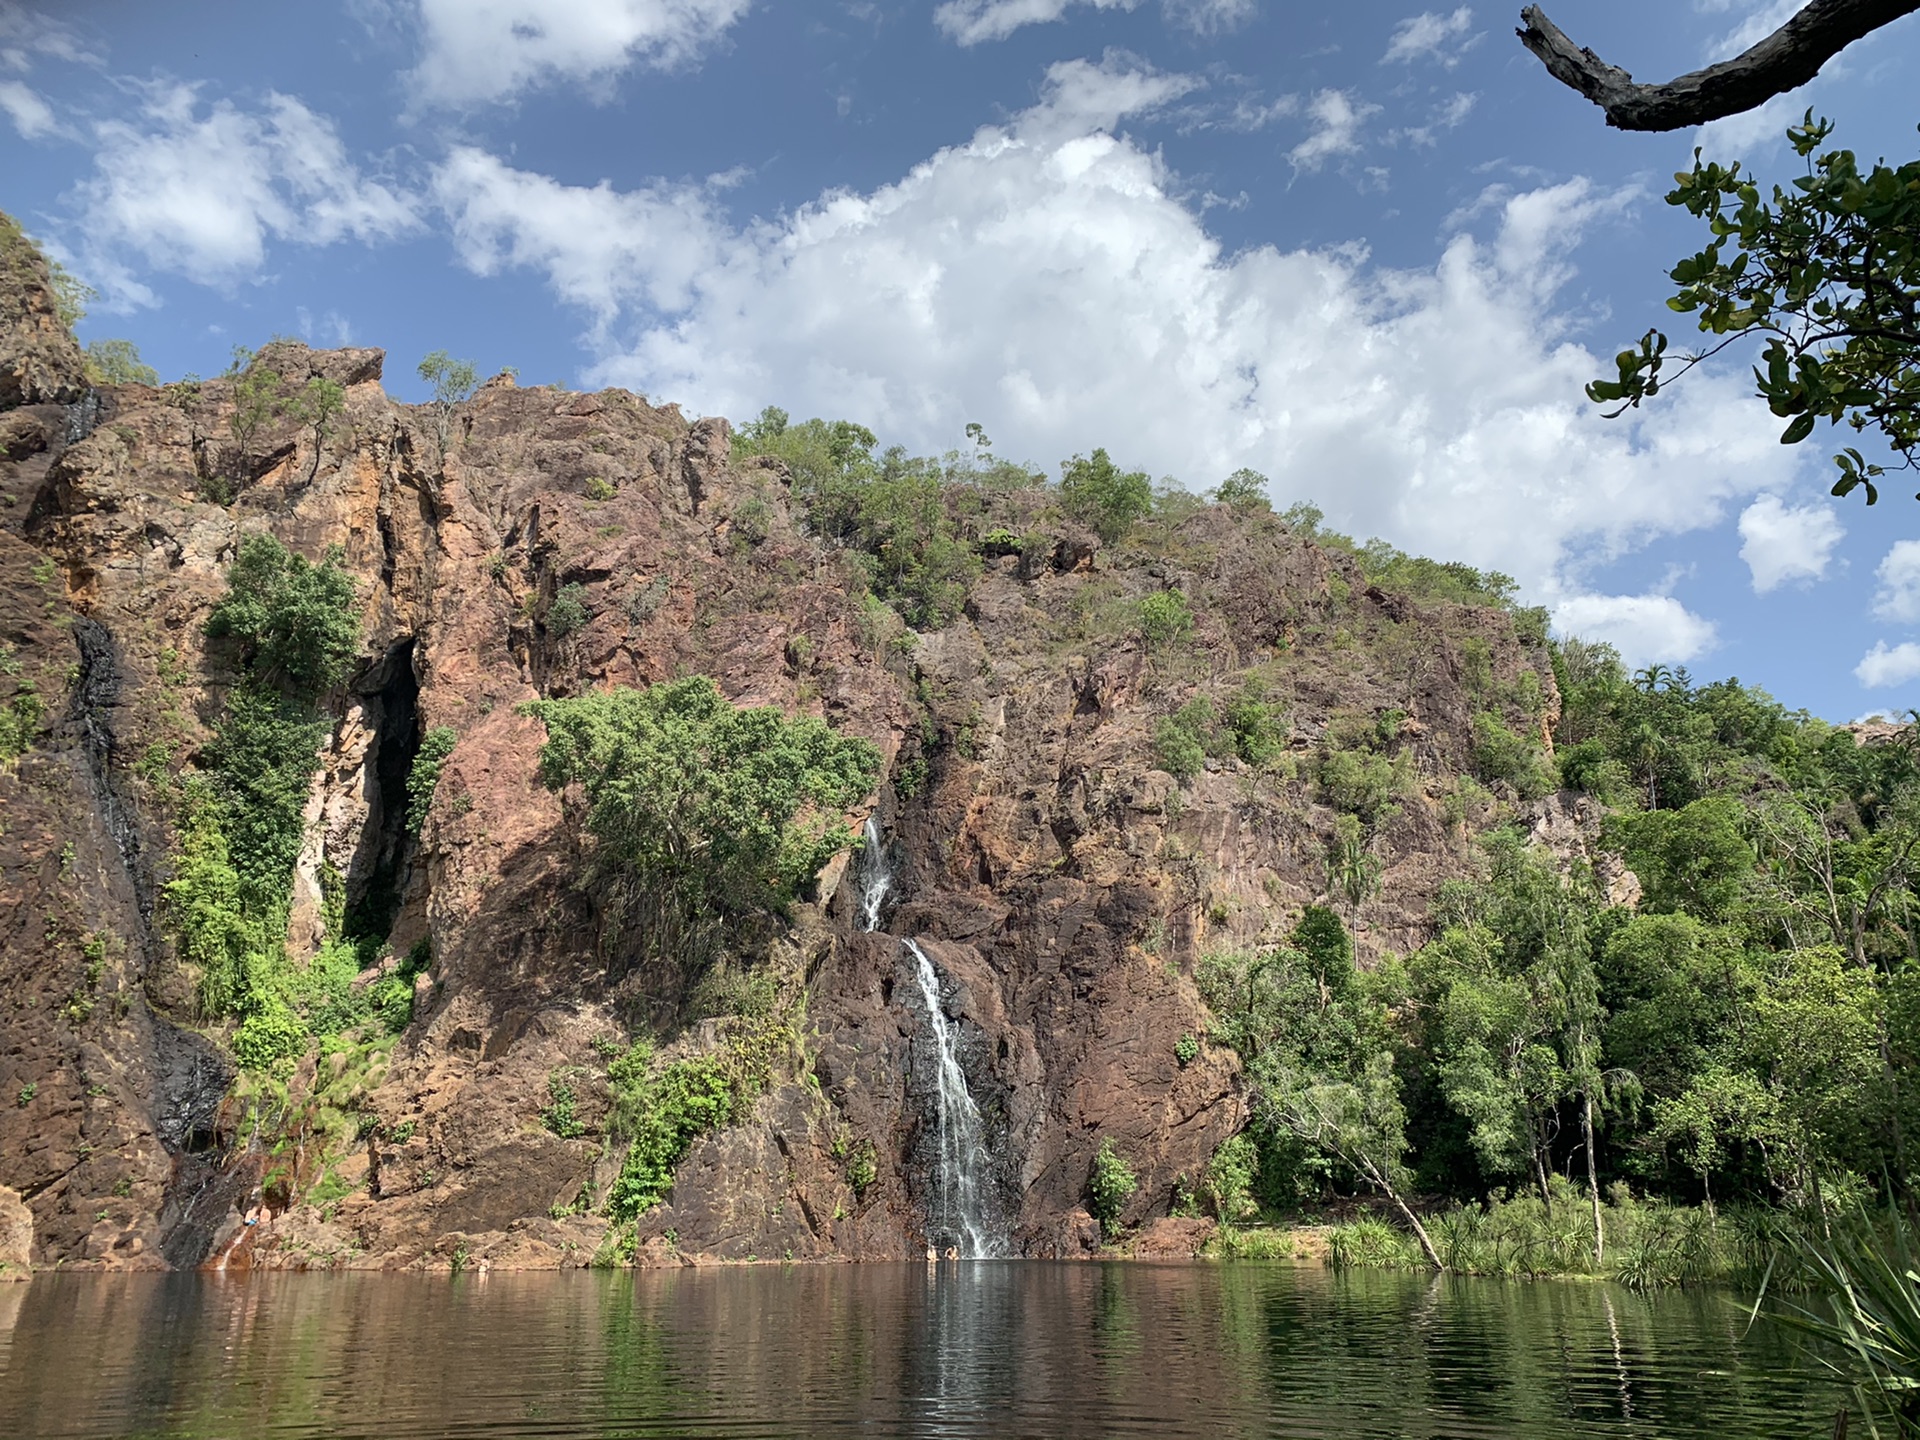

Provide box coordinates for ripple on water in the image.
[0,1262,1838,1439]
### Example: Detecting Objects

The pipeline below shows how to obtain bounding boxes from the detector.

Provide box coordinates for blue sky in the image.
[3,0,1918,720]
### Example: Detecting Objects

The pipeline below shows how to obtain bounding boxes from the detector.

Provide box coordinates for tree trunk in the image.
[1583,1087,1604,1266]
[1363,1157,1444,1271]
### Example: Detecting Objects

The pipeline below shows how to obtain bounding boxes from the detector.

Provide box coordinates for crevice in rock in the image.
[344,637,421,947]
[376,493,400,593]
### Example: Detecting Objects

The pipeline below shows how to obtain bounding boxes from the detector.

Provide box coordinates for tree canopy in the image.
[203,533,360,695]
[523,677,880,976]
[1588,116,1920,501]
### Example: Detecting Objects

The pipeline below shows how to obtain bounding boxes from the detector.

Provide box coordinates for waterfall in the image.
[903,939,1002,1258]
[859,817,892,933]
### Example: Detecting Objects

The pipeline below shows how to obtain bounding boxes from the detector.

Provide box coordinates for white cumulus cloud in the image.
[1163,0,1257,34]
[431,52,1804,614]
[407,0,751,105]
[1382,7,1477,66]
[1856,641,1920,690]
[434,147,725,335]
[1552,594,1719,667]
[1289,89,1379,173]
[69,85,419,304]
[1396,90,1476,147]
[1872,540,1920,623]
[1737,494,1844,592]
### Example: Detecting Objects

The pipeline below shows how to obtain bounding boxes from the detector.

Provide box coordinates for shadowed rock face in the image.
[0,214,1558,1270]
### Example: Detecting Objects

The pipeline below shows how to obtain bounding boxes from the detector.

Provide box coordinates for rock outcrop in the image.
[0,218,86,413]
[0,1185,31,1280]
[0,213,1562,1269]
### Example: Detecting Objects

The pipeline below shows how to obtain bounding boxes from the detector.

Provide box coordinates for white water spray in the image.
[903,939,1002,1258]
[859,817,892,934]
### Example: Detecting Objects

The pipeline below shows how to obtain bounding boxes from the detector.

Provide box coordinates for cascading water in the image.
[903,938,1003,1258]
[859,817,892,934]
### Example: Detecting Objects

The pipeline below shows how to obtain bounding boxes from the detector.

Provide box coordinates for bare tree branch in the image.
[1517,1,1920,132]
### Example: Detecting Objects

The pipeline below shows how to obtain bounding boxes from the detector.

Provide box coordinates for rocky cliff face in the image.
[0,217,1559,1270]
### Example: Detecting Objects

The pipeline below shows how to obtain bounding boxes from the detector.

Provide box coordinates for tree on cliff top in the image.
[1060,448,1153,545]
[523,677,880,978]
[417,350,478,453]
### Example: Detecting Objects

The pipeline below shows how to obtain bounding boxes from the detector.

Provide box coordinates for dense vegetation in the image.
[733,407,1538,640]
[524,676,881,983]
[1195,644,1920,1286]
[161,533,422,1074]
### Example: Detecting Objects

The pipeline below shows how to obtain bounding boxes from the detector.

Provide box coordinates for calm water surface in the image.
[0,1262,1836,1439]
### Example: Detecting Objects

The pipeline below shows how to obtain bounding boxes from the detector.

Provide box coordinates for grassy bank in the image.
[1208,1183,1784,1290]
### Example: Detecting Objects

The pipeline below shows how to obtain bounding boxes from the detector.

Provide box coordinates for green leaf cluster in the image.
[83,339,158,387]
[406,726,458,833]
[1087,1137,1139,1238]
[547,582,592,639]
[417,350,478,453]
[1060,448,1152,545]
[1136,589,1193,649]
[1222,679,1287,765]
[524,677,879,976]
[1212,468,1272,512]
[1315,711,1414,824]
[1593,114,1920,502]
[1153,697,1214,782]
[736,407,986,628]
[602,1026,784,1221]
[204,533,359,694]
[1470,711,1557,800]
[0,683,44,762]
[163,533,378,1074]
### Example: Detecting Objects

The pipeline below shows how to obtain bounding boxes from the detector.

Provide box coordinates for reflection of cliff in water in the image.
[0,1265,1836,1438]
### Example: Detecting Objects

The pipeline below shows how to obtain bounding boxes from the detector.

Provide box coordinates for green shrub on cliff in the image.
[83,339,158,387]
[1213,468,1272,512]
[1154,697,1217,782]
[1088,1137,1139,1239]
[523,676,879,976]
[406,726,458,832]
[736,408,980,628]
[1223,680,1287,765]
[1470,711,1557,799]
[605,1053,738,1219]
[0,683,44,762]
[204,533,359,695]
[164,533,364,1072]
[1137,589,1193,649]
[602,1024,787,1220]
[1061,448,1153,545]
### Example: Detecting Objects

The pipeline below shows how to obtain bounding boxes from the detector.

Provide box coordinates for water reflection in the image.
[0,1262,1833,1438]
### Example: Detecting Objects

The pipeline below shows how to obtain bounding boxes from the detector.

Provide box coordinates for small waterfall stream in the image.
[863,818,1003,1256]
[859,818,892,934]
[904,939,1003,1258]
